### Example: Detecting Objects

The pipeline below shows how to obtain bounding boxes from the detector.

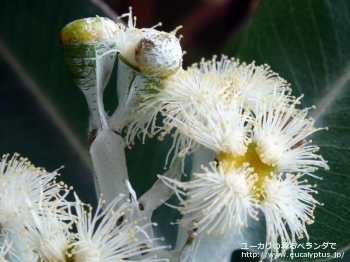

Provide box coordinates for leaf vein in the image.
[267,1,301,94]
[317,206,350,225]
[317,188,350,201]
[308,1,328,86]
[323,170,350,178]
[289,0,317,96]
[324,1,342,67]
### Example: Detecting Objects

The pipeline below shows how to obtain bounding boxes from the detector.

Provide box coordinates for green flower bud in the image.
[59,16,117,44]
[59,17,118,131]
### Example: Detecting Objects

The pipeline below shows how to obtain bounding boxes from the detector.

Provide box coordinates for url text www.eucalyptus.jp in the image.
[242,251,345,259]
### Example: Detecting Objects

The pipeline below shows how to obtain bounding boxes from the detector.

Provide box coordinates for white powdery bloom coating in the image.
[71,193,169,262]
[260,173,319,257]
[135,31,182,78]
[192,55,293,107]
[252,96,329,176]
[159,161,259,235]
[0,153,62,232]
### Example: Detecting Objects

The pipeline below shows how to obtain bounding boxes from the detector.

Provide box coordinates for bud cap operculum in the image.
[59,17,118,44]
[135,32,182,78]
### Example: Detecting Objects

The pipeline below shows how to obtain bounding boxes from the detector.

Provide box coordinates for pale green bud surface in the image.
[59,17,118,131]
[59,16,117,44]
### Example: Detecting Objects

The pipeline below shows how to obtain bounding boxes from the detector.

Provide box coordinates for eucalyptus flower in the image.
[148,58,329,258]
[192,55,293,108]
[159,161,259,235]
[169,97,252,157]
[161,160,322,258]
[71,193,169,262]
[125,69,232,166]
[19,199,73,262]
[252,95,329,176]
[260,173,319,257]
[126,55,328,173]
[124,58,295,167]
[0,153,63,232]
[0,153,72,261]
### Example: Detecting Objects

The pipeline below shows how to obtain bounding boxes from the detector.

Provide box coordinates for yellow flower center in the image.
[216,143,275,201]
[66,254,75,262]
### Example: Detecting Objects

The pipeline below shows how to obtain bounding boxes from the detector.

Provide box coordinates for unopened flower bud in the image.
[59,17,118,131]
[135,32,182,78]
[59,17,118,44]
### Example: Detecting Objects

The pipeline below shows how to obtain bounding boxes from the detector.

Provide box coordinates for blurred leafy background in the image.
[0,0,349,261]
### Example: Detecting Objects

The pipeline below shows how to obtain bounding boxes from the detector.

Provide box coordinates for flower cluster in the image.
[0,154,169,261]
[125,55,329,257]
[15,6,331,262]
